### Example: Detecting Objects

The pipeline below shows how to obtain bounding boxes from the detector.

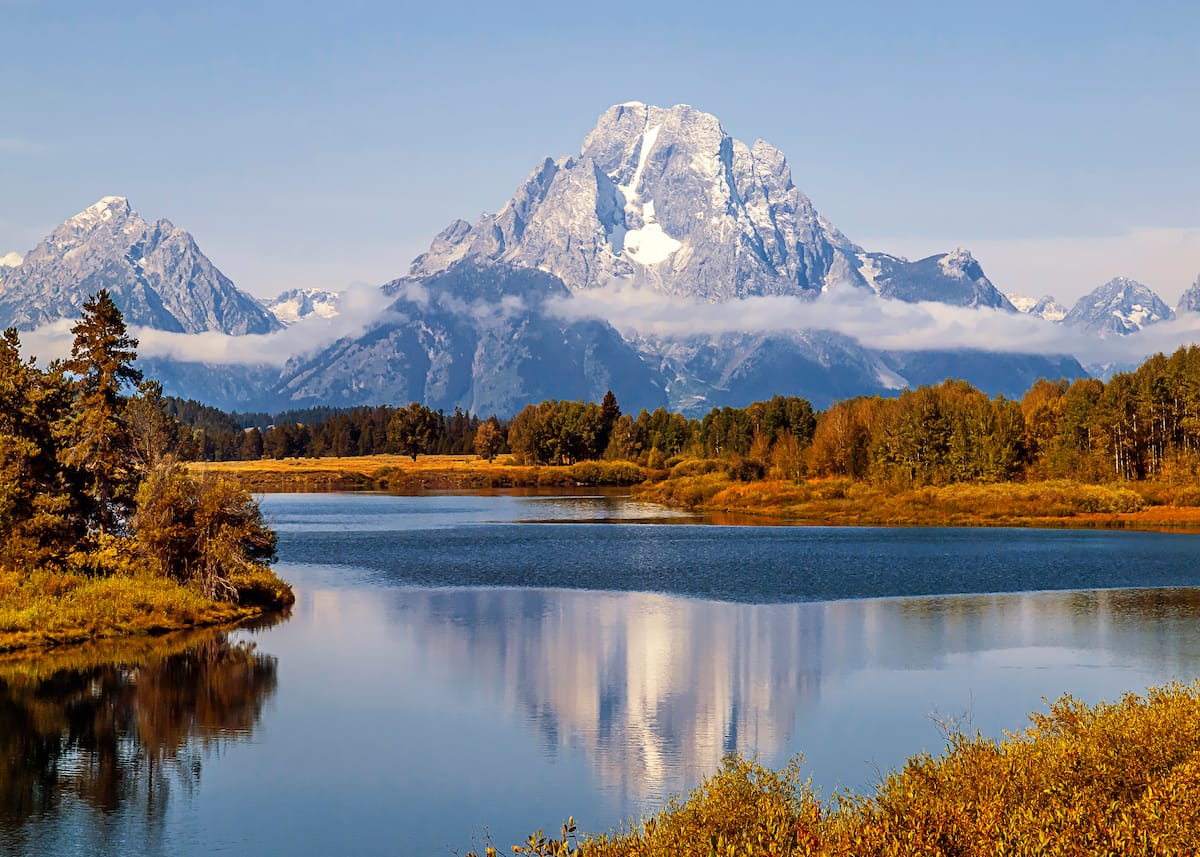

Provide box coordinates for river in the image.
[4,491,1200,856]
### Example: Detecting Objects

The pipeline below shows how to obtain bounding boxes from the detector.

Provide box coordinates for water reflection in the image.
[382,585,1200,805]
[0,625,279,855]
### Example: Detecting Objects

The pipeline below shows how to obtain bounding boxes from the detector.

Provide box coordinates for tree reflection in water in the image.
[0,624,279,851]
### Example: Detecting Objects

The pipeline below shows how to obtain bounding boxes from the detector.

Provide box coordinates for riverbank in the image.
[635,473,1200,530]
[192,455,1200,531]
[0,564,293,653]
[187,455,646,492]
[485,682,1200,856]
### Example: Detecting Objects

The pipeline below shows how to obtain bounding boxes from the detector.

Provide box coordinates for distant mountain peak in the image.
[0,197,280,335]
[1009,292,1067,322]
[267,288,342,324]
[1063,276,1173,336]
[0,252,22,268]
[1177,273,1200,315]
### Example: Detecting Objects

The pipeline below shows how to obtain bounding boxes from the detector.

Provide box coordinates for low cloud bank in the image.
[23,283,394,367]
[547,280,1200,367]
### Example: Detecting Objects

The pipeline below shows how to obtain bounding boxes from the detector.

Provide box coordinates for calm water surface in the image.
[5,492,1200,856]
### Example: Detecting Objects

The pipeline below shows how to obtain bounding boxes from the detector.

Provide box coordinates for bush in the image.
[486,682,1200,856]
[566,461,645,486]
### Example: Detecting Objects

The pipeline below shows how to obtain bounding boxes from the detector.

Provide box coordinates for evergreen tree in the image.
[61,290,143,535]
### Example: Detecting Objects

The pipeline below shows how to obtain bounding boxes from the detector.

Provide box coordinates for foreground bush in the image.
[478,682,1200,856]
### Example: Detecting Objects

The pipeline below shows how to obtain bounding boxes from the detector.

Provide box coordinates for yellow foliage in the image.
[489,683,1200,856]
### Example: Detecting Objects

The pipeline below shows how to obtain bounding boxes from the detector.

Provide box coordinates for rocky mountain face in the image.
[410,103,1013,308]
[274,262,666,416]
[0,197,281,335]
[1176,275,1200,315]
[1062,277,1174,336]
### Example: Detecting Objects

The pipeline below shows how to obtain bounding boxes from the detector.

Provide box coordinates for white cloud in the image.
[869,227,1200,306]
[22,283,395,367]
[547,280,1200,368]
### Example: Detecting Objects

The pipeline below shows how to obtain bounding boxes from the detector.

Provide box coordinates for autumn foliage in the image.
[480,682,1200,856]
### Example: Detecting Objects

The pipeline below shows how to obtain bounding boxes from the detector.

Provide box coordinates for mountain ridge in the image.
[0,196,281,335]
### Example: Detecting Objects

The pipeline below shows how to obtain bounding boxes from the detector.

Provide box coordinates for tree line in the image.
[0,290,275,599]
[168,344,1200,487]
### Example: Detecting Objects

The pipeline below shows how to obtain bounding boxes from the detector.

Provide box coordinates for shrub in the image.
[567,461,645,486]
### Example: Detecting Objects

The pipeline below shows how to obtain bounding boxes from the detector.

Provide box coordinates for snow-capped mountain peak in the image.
[1063,277,1173,336]
[0,252,22,268]
[407,102,1011,309]
[266,288,341,324]
[1008,293,1067,322]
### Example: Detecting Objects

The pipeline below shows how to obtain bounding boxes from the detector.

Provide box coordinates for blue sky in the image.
[2,0,1197,302]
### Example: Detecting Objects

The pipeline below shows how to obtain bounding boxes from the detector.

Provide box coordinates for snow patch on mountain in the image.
[0,252,22,268]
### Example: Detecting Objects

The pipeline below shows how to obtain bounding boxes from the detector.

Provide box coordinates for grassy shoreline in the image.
[191,454,1200,532]
[0,564,293,654]
[636,473,1200,531]
[187,454,647,492]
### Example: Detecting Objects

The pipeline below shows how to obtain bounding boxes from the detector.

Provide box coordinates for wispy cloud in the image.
[23,283,395,367]
[0,137,46,154]
[547,280,1200,368]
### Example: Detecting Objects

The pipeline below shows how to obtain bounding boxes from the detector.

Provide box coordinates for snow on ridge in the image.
[0,252,22,268]
[857,253,882,293]
[938,247,973,279]
[68,196,130,228]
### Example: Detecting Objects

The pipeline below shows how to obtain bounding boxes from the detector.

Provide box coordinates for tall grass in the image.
[0,559,291,652]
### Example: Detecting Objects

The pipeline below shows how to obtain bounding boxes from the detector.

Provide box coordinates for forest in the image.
[172,345,1200,491]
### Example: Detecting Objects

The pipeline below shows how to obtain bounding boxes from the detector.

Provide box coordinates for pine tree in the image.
[62,290,143,535]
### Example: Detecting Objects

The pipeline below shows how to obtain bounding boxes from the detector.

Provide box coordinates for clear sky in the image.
[2,0,1197,303]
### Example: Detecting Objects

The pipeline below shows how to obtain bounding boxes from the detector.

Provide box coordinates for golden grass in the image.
[634,475,1200,530]
[0,562,292,653]
[489,682,1200,856]
[189,455,647,492]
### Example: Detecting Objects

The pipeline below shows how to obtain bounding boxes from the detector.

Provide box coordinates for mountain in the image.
[410,103,1013,309]
[1062,277,1173,336]
[266,288,341,324]
[268,102,1080,414]
[1008,293,1068,322]
[273,262,667,416]
[0,252,21,268]
[1176,274,1200,315]
[6,104,1090,415]
[0,197,280,335]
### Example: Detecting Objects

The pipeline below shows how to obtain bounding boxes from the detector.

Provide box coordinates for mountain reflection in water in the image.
[0,625,279,855]
[375,584,1200,807]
